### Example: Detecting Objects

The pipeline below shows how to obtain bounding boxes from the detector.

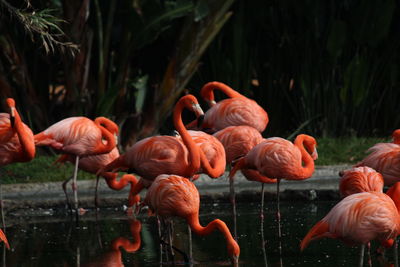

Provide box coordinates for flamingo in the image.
[0,98,36,249]
[98,94,224,204]
[56,147,140,208]
[82,218,141,267]
[144,174,240,265]
[355,129,400,186]
[300,183,400,265]
[187,81,269,133]
[229,134,317,261]
[34,116,118,212]
[213,125,276,238]
[339,166,384,198]
[0,98,35,165]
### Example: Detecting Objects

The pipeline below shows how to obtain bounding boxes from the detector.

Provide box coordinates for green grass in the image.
[0,136,391,184]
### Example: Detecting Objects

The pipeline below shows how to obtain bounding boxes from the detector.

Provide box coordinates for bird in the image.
[300,183,400,255]
[229,134,317,258]
[144,174,240,265]
[0,98,35,165]
[0,98,36,250]
[186,81,269,133]
[56,147,140,208]
[98,94,217,204]
[34,116,119,212]
[355,129,400,186]
[82,218,141,267]
[339,166,384,198]
[213,125,276,238]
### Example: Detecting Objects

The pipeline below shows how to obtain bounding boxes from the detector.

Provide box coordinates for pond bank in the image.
[1,165,350,212]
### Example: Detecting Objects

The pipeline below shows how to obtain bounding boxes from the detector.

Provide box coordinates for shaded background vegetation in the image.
[1,0,399,151]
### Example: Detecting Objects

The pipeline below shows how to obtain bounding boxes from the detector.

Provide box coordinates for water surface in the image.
[1,201,397,266]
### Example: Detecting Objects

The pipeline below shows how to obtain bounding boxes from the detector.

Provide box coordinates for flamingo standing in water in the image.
[144,174,240,265]
[187,81,269,133]
[98,94,224,204]
[229,134,317,261]
[82,218,141,267]
[57,147,140,208]
[213,125,276,238]
[339,166,384,198]
[355,129,400,186]
[0,98,35,249]
[300,182,400,265]
[34,116,118,212]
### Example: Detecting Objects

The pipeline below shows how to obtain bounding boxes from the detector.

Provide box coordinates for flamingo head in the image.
[227,240,240,266]
[200,86,215,106]
[392,129,400,145]
[95,117,119,144]
[303,135,318,160]
[182,94,204,118]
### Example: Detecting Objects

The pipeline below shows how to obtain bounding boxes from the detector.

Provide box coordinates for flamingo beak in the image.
[197,115,205,128]
[9,107,15,127]
[114,133,118,145]
[231,255,239,267]
[207,100,217,106]
[192,103,204,117]
[311,149,318,161]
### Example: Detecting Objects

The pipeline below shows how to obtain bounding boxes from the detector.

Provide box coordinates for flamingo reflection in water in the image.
[82,218,142,267]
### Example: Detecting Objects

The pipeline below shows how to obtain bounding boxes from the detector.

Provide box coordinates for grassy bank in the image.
[1,136,388,184]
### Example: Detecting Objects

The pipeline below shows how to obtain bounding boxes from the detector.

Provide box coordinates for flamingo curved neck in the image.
[173,102,200,177]
[201,82,244,102]
[199,149,225,178]
[94,118,116,154]
[12,108,35,161]
[294,135,315,178]
[386,183,400,214]
[186,213,239,257]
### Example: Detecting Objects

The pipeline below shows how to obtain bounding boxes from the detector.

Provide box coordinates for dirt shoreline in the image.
[1,165,350,212]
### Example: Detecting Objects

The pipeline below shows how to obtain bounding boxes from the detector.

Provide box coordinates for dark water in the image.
[1,201,397,266]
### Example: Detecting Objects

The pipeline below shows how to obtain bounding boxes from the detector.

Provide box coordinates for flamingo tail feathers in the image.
[300,220,329,251]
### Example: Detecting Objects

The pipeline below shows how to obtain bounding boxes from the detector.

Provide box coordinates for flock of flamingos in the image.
[1,81,400,265]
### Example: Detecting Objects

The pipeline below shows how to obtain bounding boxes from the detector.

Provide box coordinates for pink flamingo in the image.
[144,174,240,265]
[187,81,269,133]
[300,183,400,265]
[229,134,317,261]
[34,116,118,212]
[339,166,384,198]
[355,129,400,186]
[213,125,276,238]
[0,98,34,249]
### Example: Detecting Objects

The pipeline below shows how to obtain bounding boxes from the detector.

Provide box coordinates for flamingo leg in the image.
[62,175,73,210]
[394,237,399,267]
[359,243,365,267]
[229,174,237,240]
[367,242,371,267]
[94,175,100,209]
[72,155,80,215]
[276,178,283,267]
[188,224,193,264]
[157,216,164,265]
[260,183,268,267]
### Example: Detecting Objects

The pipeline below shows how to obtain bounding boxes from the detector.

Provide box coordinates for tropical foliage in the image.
[0,0,399,152]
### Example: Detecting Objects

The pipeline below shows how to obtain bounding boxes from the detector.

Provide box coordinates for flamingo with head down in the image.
[144,174,240,266]
[300,182,400,265]
[187,81,269,133]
